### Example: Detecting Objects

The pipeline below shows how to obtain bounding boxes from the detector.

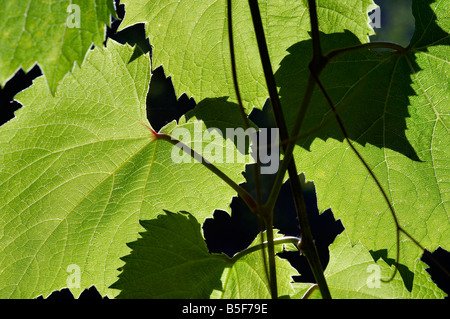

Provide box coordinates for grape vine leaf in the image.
[292,231,446,299]
[0,40,251,298]
[277,30,421,161]
[0,0,115,94]
[285,0,449,278]
[117,0,377,112]
[111,211,298,299]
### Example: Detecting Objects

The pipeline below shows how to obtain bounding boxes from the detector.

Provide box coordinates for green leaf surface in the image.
[0,0,114,93]
[292,232,446,299]
[118,0,376,112]
[112,211,298,298]
[0,40,249,298]
[287,0,449,274]
[1,0,447,300]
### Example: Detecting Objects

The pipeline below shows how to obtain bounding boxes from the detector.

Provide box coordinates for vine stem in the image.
[226,0,262,205]
[248,0,331,299]
[227,0,271,295]
[231,236,301,261]
[325,41,408,61]
[301,284,318,299]
[264,73,315,213]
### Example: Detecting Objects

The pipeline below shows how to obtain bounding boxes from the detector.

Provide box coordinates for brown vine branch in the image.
[227,0,271,295]
[248,0,331,299]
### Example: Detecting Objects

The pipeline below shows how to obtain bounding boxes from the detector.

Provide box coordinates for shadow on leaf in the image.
[186,97,258,130]
[111,211,227,299]
[370,249,414,292]
[275,29,424,161]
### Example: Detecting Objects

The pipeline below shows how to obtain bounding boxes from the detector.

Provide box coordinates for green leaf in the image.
[0,0,114,94]
[112,212,229,298]
[285,0,449,274]
[112,211,298,299]
[0,40,249,298]
[118,0,376,112]
[292,231,446,299]
[219,227,298,299]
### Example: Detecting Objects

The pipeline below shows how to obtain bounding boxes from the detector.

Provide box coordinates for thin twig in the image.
[264,74,316,213]
[227,0,270,292]
[309,67,403,281]
[248,0,331,299]
[302,284,318,299]
[325,42,407,61]
[231,236,301,261]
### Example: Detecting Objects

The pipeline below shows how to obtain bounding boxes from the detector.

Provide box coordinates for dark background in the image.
[0,0,448,299]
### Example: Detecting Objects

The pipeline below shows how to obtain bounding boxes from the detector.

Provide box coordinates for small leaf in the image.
[112,211,299,299]
[112,212,229,298]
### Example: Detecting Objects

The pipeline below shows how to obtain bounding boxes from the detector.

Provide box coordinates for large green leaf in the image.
[0,0,114,94]
[0,40,249,298]
[292,231,446,299]
[287,0,449,275]
[112,211,298,298]
[118,0,376,112]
